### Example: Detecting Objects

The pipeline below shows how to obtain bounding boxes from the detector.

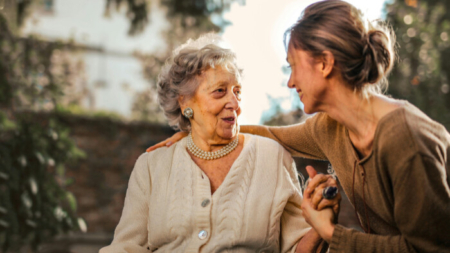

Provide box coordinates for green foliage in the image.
[0,10,86,252]
[55,104,125,121]
[386,0,450,129]
[105,0,150,35]
[161,0,244,28]
[0,13,87,112]
[106,0,245,35]
[126,0,245,121]
[0,117,85,252]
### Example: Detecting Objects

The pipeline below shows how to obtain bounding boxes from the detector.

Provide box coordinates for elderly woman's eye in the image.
[235,89,242,99]
[215,88,225,93]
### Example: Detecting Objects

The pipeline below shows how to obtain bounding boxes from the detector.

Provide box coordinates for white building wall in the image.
[21,0,169,117]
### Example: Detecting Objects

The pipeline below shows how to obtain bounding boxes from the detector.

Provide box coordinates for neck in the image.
[325,90,378,140]
[190,128,237,152]
[319,84,383,156]
[319,83,402,156]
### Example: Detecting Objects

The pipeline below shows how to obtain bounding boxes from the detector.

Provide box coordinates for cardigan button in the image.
[198,230,208,240]
[201,199,210,207]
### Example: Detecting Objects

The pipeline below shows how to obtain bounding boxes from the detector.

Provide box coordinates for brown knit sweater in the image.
[243,101,450,253]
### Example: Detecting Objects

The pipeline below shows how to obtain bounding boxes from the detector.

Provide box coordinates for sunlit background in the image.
[17,0,387,124]
[222,0,387,124]
[2,0,450,252]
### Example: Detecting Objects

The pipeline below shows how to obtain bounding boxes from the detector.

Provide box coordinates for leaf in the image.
[66,192,77,212]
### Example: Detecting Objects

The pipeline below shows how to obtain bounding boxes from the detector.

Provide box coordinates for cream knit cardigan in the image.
[99,134,310,253]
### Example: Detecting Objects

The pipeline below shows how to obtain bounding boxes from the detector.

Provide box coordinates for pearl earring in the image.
[183,107,193,119]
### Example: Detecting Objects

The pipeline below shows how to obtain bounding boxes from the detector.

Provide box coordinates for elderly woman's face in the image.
[186,66,241,141]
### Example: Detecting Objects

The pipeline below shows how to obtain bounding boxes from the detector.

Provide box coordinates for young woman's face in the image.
[286,42,328,114]
[184,66,241,141]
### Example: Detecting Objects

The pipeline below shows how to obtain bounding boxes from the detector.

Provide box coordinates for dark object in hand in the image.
[322,186,338,200]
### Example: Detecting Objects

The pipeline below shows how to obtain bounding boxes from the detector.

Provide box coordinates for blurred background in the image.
[1,0,449,252]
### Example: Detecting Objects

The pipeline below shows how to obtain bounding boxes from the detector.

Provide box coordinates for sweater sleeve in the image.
[99,153,151,253]
[329,153,450,253]
[279,148,312,253]
[241,114,328,160]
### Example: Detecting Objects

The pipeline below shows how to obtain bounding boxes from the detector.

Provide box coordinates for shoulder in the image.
[402,103,449,146]
[391,103,448,153]
[139,139,185,172]
[129,152,153,183]
[243,134,296,170]
[132,140,189,187]
[304,113,344,143]
[376,102,449,170]
[310,112,341,129]
[242,134,300,193]
[402,103,450,164]
[244,134,291,158]
[246,133,283,148]
[146,139,181,161]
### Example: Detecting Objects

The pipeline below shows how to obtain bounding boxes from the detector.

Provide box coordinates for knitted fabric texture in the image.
[243,101,450,253]
[100,134,311,253]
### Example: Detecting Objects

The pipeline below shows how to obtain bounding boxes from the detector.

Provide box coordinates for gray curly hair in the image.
[157,34,242,132]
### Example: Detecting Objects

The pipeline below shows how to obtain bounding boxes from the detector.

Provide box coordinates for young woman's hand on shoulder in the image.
[146,131,188,152]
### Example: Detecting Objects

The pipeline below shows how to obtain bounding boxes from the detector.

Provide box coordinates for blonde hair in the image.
[286,0,396,98]
[157,34,242,132]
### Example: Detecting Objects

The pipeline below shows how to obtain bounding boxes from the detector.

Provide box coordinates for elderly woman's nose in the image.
[225,92,240,109]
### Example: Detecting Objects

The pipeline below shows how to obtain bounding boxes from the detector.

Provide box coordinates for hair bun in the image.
[361,29,394,85]
[287,1,396,97]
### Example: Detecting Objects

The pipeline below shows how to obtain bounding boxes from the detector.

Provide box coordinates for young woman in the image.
[148,1,450,252]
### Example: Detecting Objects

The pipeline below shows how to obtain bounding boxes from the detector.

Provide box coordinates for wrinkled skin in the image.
[179,66,241,149]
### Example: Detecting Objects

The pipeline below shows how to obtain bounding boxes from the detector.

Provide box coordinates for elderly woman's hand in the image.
[146,132,188,152]
[304,166,341,217]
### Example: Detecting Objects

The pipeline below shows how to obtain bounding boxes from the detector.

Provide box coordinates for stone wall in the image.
[57,114,176,234]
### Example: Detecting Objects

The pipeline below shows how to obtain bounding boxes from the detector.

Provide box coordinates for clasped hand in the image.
[302,165,341,243]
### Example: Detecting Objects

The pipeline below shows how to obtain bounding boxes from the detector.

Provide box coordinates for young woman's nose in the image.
[287,75,296,89]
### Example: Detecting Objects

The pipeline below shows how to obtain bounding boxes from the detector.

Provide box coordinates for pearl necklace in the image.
[187,132,238,160]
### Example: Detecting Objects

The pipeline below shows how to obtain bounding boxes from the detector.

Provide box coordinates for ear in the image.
[178,95,187,111]
[321,51,335,78]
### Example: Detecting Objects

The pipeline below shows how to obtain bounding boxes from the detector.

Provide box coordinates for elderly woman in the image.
[100,35,338,253]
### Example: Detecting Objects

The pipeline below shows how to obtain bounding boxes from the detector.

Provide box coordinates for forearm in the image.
[241,122,327,160]
[241,124,295,154]
[240,125,273,137]
[296,229,326,253]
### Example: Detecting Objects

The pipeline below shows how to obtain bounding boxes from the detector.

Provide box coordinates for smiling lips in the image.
[222,116,236,124]
[296,89,303,99]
